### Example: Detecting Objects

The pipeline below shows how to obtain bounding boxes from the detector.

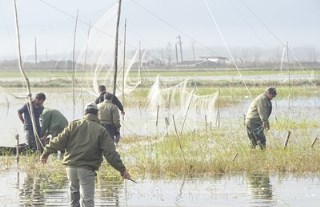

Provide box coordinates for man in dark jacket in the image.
[95,85,125,115]
[245,87,277,149]
[18,92,46,151]
[40,102,130,206]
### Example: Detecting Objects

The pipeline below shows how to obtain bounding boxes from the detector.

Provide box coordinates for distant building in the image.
[199,56,228,64]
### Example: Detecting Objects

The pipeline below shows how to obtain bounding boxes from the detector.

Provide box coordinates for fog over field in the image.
[0,0,319,63]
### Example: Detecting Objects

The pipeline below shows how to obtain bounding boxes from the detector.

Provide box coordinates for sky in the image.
[0,0,319,61]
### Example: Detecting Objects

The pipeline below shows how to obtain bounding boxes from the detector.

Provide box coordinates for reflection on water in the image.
[1,169,320,206]
[247,173,273,200]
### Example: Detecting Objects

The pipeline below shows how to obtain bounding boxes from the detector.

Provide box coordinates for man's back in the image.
[98,100,120,129]
[43,114,123,171]
[246,93,272,125]
[41,108,68,137]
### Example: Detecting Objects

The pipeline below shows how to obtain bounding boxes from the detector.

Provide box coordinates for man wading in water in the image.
[40,102,131,206]
[245,87,277,150]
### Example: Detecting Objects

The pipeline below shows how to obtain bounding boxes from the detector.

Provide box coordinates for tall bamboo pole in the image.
[122,19,126,135]
[122,19,127,104]
[13,0,42,152]
[72,10,79,119]
[113,0,122,95]
[80,24,91,115]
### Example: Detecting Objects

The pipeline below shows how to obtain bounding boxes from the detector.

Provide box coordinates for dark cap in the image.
[266,87,277,96]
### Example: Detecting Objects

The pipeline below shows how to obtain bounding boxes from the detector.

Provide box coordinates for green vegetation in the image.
[2,118,319,183]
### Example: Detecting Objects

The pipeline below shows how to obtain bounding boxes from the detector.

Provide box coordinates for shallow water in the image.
[1,90,319,146]
[1,168,319,206]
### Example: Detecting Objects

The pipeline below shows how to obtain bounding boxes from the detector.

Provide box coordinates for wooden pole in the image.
[172,115,187,167]
[215,90,221,128]
[34,37,37,65]
[72,10,79,119]
[16,134,19,164]
[175,43,179,63]
[122,18,127,136]
[232,153,238,162]
[113,0,122,95]
[177,35,183,62]
[13,0,42,152]
[283,131,291,149]
[311,137,318,148]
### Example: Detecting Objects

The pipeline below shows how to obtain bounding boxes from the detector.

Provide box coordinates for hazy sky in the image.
[0,0,319,60]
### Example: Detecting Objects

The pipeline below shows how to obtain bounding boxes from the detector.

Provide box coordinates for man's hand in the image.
[115,132,121,144]
[263,122,270,131]
[121,170,131,180]
[40,154,49,164]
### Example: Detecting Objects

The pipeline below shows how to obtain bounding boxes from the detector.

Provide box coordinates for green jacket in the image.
[97,100,121,129]
[42,114,126,173]
[41,108,68,137]
[245,93,272,125]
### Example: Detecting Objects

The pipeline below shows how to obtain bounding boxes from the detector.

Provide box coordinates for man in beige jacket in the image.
[245,87,277,149]
[98,93,121,144]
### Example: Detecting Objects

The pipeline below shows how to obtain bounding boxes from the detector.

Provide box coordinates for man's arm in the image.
[257,99,270,130]
[40,125,71,163]
[18,112,24,124]
[111,94,124,114]
[17,104,27,124]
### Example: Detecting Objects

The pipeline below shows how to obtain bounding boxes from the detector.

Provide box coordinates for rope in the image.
[204,0,253,100]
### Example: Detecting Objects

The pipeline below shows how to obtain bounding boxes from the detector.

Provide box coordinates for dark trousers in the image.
[102,123,116,142]
[24,125,39,151]
[246,122,266,149]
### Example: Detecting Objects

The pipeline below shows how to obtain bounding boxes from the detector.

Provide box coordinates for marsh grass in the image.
[1,120,319,183]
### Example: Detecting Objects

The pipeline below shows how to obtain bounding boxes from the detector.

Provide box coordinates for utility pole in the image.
[175,43,179,63]
[34,37,37,65]
[192,42,196,61]
[177,35,183,62]
[167,42,172,66]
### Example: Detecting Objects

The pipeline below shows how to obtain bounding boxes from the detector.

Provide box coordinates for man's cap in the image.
[85,102,98,111]
[266,87,277,96]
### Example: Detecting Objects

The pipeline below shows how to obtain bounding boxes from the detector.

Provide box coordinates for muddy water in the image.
[1,168,319,206]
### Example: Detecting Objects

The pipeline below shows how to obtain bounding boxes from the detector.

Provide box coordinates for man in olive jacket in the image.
[40,102,130,207]
[98,93,121,144]
[245,87,277,149]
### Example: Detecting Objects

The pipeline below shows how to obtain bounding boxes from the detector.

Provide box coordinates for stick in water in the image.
[128,178,137,183]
